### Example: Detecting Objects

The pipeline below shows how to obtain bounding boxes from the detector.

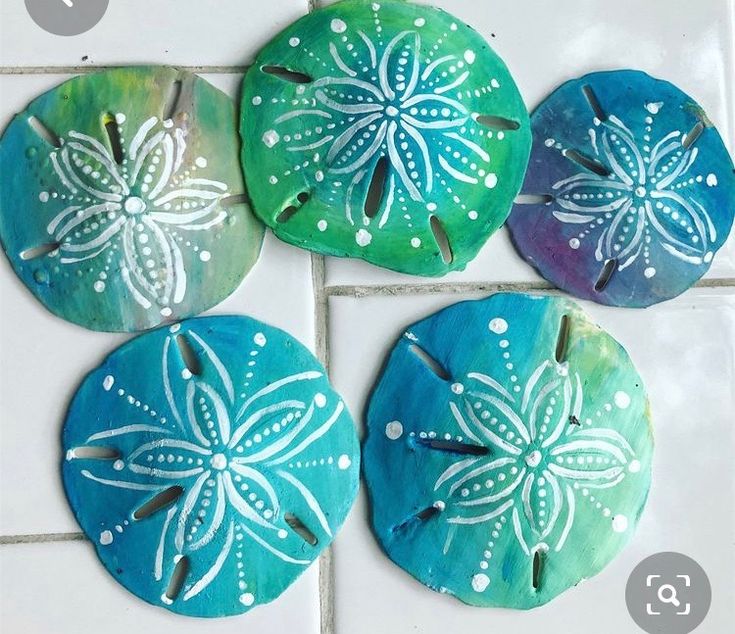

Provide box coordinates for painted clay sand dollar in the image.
[0,67,263,332]
[364,293,653,609]
[241,0,531,275]
[62,316,359,617]
[508,70,735,307]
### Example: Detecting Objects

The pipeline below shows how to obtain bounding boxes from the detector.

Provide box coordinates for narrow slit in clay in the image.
[262,66,313,84]
[164,556,189,603]
[409,344,450,381]
[430,216,453,265]
[163,80,183,121]
[285,513,318,546]
[394,503,444,532]
[176,334,202,376]
[70,446,120,460]
[514,194,553,205]
[563,149,610,177]
[365,156,389,219]
[682,121,704,149]
[20,242,60,260]
[133,486,184,520]
[277,191,309,223]
[221,194,249,208]
[417,438,489,456]
[103,114,124,164]
[594,259,617,292]
[532,549,544,590]
[28,115,61,148]
[581,85,607,122]
[555,314,570,363]
[476,115,520,131]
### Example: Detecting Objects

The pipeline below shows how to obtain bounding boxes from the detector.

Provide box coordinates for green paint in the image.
[241,0,531,276]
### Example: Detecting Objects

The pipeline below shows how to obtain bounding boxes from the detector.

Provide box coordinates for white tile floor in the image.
[0,1,733,633]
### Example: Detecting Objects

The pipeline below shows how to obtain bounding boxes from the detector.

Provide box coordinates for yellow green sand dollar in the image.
[241,0,530,276]
[0,67,263,332]
[364,293,653,608]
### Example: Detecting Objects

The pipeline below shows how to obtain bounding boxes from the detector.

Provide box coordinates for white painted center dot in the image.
[99,530,113,545]
[124,196,146,215]
[614,391,631,409]
[488,317,508,334]
[337,454,352,470]
[386,105,399,117]
[239,592,255,606]
[635,186,647,198]
[211,453,228,470]
[385,421,404,440]
[525,450,542,468]
[612,514,628,533]
[471,573,490,592]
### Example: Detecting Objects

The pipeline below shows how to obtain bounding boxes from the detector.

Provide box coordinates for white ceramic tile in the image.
[328,288,735,634]
[0,0,310,68]
[0,540,321,634]
[0,74,315,535]
[323,0,735,286]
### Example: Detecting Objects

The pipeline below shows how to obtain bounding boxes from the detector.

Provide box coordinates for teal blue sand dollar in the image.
[364,293,653,608]
[241,0,531,276]
[0,67,263,332]
[62,315,360,617]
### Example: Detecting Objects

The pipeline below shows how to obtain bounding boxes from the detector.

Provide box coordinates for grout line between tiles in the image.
[0,532,86,545]
[323,277,735,298]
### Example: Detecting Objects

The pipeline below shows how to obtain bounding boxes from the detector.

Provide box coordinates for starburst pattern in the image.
[44,115,229,315]
[550,103,718,279]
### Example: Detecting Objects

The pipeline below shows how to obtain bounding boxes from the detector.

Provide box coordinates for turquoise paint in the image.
[62,315,360,617]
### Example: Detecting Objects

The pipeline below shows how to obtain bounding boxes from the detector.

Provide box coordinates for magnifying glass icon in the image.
[658,584,681,607]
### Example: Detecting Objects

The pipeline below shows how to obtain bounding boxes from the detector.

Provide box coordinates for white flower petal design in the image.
[72,328,349,606]
[551,104,718,274]
[434,360,637,556]
[45,116,229,315]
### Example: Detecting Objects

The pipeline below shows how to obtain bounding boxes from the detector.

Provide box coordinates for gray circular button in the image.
[25,0,109,36]
[626,552,711,634]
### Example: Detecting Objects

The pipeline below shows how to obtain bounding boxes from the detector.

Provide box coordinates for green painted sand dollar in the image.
[0,67,264,332]
[364,293,653,608]
[241,0,531,276]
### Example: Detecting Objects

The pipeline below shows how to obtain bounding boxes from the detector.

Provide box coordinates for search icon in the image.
[658,584,681,607]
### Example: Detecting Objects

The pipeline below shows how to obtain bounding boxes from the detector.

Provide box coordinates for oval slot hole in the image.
[221,194,249,208]
[70,446,120,460]
[476,115,520,131]
[418,439,489,456]
[103,113,124,164]
[394,503,444,532]
[164,556,189,603]
[532,549,544,590]
[555,314,570,363]
[563,149,610,177]
[163,80,183,121]
[409,343,450,381]
[285,513,318,546]
[20,242,60,260]
[364,156,389,218]
[133,486,184,520]
[277,205,299,223]
[515,194,553,205]
[581,85,607,122]
[176,334,202,376]
[594,258,617,292]
[28,115,61,148]
[683,121,704,149]
[430,216,453,265]
[262,66,312,84]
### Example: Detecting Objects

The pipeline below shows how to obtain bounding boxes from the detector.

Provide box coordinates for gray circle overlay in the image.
[25,0,109,36]
[626,552,711,634]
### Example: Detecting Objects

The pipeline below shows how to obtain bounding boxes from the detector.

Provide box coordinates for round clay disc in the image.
[507,70,735,307]
[62,315,359,617]
[0,67,264,332]
[364,293,653,609]
[241,0,530,276]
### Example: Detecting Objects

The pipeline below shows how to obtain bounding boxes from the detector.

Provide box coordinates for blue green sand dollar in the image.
[0,67,264,332]
[62,315,360,617]
[241,0,531,276]
[364,293,653,608]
